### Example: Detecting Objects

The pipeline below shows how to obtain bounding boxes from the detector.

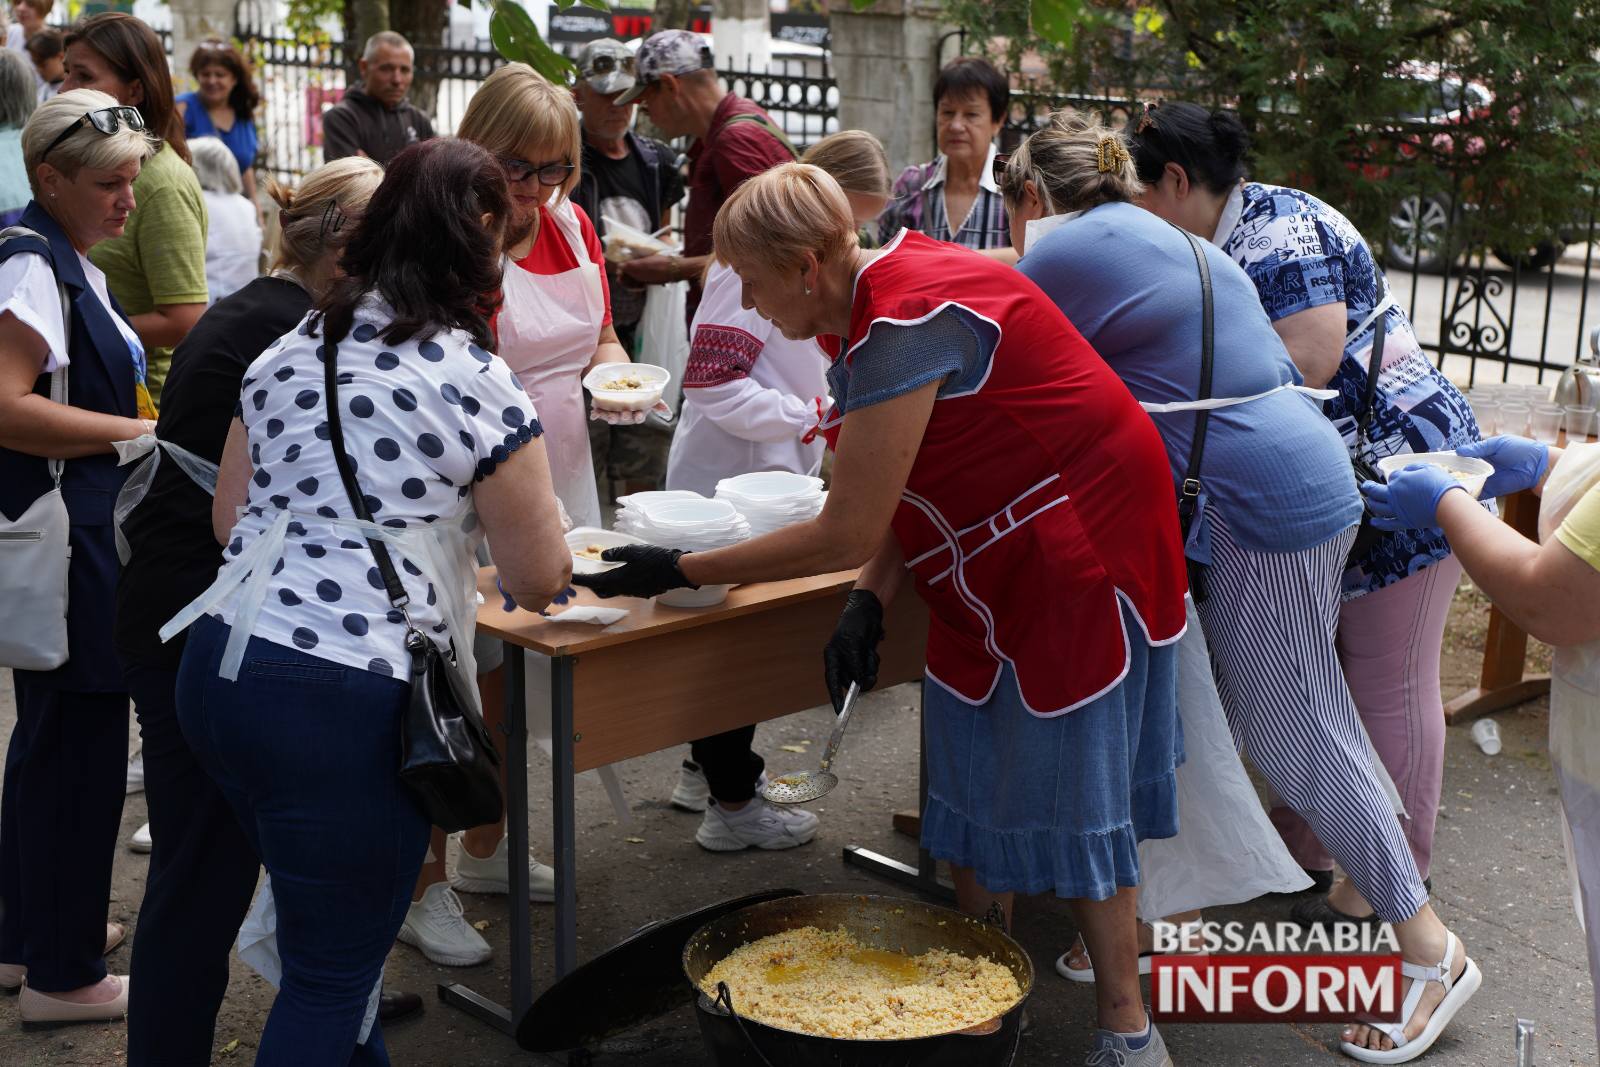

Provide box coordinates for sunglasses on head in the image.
[499,156,575,187]
[585,53,636,77]
[991,152,1010,187]
[41,106,146,163]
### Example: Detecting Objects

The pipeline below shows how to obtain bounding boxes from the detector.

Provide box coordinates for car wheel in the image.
[1386,193,1455,273]
[1493,240,1566,272]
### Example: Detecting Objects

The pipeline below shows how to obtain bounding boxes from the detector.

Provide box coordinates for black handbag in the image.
[1175,228,1215,603]
[322,336,505,833]
[1346,309,1389,565]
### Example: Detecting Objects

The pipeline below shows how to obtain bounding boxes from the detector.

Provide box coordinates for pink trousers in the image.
[1271,554,1464,880]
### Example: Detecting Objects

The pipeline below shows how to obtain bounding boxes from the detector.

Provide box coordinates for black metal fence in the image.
[997,89,1599,387]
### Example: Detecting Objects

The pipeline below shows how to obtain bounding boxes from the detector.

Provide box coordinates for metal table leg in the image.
[439,640,534,1032]
[550,655,577,977]
[843,683,953,900]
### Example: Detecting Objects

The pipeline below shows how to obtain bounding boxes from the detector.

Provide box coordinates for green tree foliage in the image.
[947,0,1600,262]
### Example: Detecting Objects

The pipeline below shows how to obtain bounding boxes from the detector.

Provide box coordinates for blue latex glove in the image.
[1457,435,1549,498]
[1361,464,1470,532]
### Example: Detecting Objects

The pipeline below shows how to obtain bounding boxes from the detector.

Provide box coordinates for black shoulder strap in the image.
[720,112,798,159]
[1353,301,1388,447]
[322,334,412,616]
[1176,228,1214,538]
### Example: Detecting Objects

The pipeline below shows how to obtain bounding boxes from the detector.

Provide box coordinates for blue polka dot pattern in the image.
[316,579,342,602]
[294,389,319,410]
[253,468,271,488]
[343,614,370,636]
[291,627,319,649]
[375,351,400,371]
[368,658,394,677]
[252,389,267,410]
[440,383,461,405]
[266,419,285,439]
[468,344,493,364]
[419,341,445,362]
[274,366,294,382]
[402,478,426,499]
[314,422,331,441]
[350,396,375,418]
[418,433,444,458]
[353,323,378,342]
[297,477,318,495]
[284,444,302,463]
[304,544,328,559]
[367,567,384,589]
[393,388,418,412]
[279,589,301,606]
[502,405,525,428]
[374,438,401,461]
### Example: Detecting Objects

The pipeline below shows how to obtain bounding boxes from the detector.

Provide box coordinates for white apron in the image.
[498,200,606,529]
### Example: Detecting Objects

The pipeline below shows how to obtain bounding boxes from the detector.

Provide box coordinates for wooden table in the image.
[438,569,933,1037]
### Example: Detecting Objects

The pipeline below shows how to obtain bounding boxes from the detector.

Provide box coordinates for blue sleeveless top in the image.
[178,91,258,176]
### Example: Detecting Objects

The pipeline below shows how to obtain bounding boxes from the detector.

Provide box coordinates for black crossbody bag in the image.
[1175,228,1215,603]
[322,336,504,832]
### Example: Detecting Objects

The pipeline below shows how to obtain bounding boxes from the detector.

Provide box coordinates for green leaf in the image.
[1031,0,1082,45]
[555,0,577,9]
[579,0,610,9]
[849,0,875,10]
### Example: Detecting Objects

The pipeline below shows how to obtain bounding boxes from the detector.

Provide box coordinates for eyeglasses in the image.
[991,152,1010,187]
[584,53,635,77]
[499,156,575,187]
[40,106,146,163]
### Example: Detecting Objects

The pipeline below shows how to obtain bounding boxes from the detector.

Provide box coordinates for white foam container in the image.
[715,471,824,501]
[1376,451,1494,499]
[564,527,646,575]
[586,363,672,412]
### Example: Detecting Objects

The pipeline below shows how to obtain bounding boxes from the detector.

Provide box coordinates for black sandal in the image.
[1290,895,1383,929]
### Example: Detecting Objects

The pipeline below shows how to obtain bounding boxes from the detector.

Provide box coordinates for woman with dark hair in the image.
[164,137,571,1062]
[176,39,260,205]
[1127,102,1480,965]
[876,55,1011,251]
[64,12,208,405]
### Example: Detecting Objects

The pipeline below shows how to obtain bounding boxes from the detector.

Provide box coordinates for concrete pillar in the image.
[168,0,237,90]
[713,0,770,69]
[826,0,951,175]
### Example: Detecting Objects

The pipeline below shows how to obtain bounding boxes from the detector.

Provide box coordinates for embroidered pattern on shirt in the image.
[684,323,764,387]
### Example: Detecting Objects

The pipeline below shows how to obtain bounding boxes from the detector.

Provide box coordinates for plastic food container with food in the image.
[564,527,646,575]
[600,215,676,263]
[1376,451,1494,499]
[585,363,672,413]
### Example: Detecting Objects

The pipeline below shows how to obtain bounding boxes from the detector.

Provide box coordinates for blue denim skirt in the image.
[921,601,1183,900]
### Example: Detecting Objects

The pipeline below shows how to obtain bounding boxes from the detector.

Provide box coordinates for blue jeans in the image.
[177,615,429,1067]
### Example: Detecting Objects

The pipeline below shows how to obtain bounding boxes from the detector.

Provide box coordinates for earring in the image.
[804,286,812,296]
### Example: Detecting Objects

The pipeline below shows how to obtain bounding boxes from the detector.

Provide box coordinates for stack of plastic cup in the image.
[614,494,750,607]
[1499,400,1532,436]
[1532,403,1565,444]
[714,471,826,536]
[1466,390,1501,435]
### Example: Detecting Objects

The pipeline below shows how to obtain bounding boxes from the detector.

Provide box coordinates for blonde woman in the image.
[1006,112,1481,1063]
[115,156,387,1061]
[0,87,154,1027]
[801,129,890,246]
[578,162,1191,1065]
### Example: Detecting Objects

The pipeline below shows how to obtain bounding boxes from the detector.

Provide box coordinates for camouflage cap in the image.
[575,38,636,96]
[614,29,714,105]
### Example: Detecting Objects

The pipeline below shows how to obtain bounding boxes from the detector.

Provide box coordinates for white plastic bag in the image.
[1539,442,1600,543]
[638,280,690,415]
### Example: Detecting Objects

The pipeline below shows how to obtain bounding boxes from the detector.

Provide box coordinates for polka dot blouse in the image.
[214,296,542,679]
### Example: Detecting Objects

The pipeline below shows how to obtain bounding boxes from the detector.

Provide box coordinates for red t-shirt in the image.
[512,202,613,326]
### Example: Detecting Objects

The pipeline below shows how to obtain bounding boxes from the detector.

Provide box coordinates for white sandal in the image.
[1339,930,1481,1064]
[1055,921,1199,984]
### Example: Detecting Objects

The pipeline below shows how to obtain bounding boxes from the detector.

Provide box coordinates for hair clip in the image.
[319,200,346,239]
[1096,136,1131,173]
[1135,101,1158,134]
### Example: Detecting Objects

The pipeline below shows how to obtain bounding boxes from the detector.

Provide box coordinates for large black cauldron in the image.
[683,893,1033,1067]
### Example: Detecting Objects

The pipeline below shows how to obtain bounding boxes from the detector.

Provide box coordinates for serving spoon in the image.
[760,682,860,805]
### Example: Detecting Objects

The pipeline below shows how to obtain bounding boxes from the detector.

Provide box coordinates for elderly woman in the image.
[0,47,36,225]
[580,162,1191,1065]
[64,12,208,405]
[189,136,260,304]
[0,87,155,1027]
[115,156,382,1064]
[1366,436,1600,1059]
[876,56,1009,250]
[176,39,259,206]
[1128,103,1481,936]
[1005,111,1481,1064]
[167,137,571,1062]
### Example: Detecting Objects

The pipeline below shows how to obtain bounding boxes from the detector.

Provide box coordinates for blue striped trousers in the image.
[1195,509,1428,924]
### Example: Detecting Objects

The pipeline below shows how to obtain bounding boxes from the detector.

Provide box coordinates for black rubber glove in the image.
[823,589,886,714]
[569,544,697,599]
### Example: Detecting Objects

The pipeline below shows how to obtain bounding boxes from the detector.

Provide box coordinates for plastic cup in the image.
[1565,404,1597,441]
[1532,403,1565,444]
[1468,397,1501,436]
[1471,717,1502,756]
[1499,401,1531,436]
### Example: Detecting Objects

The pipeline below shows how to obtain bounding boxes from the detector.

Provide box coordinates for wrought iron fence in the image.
[999,90,1599,387]
[233,25,840,189]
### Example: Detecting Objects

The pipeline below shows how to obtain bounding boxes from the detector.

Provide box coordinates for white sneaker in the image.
[695,798,819,852]
[449,834,555,903]
[670,759,710,812]
[129,822,152,854]
[397,883,492,967]
[126,750,144,795]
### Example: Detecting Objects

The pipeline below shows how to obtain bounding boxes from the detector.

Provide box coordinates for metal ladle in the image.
[760,682,860,805]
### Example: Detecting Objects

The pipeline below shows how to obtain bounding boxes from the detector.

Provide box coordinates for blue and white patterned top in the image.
[1216,181,1480,598]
